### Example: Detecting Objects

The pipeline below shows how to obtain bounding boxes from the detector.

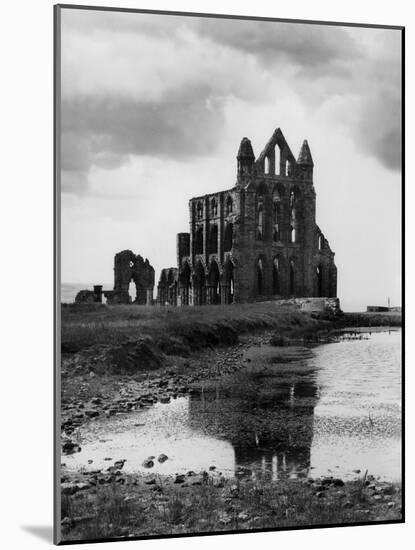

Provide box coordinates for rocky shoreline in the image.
[60,463,402,541]
[61,331,271,447]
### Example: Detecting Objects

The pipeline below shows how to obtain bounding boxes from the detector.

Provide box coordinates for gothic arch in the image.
[224,222,233,252]
[225,195,233,215]
[256,257,265,295]
[207,260,221,304]
[195,225,203,255]
[273,256,281,294]
[208,223,218,254]
[193,261,206,306]
[223,259,235,304]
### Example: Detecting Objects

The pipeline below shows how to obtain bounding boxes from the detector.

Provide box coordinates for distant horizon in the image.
[60,282,401,311]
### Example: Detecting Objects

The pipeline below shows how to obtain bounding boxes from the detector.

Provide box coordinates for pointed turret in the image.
[297,139,314,181]
[297,139,313,166]
[237,137,255,178]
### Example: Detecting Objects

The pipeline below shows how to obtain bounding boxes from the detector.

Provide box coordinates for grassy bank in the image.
[61,303,401,366]
[61,303,323,355]
[60,471,402,542]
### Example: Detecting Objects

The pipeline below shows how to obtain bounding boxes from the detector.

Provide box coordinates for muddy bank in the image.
[60,466,402,542]
[61,332,272,438]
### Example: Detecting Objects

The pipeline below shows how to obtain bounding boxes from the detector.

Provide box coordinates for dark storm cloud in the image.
[61,86,226,192]
[357,90,401,171]
[61,10,402,193]
[199,19,358,70]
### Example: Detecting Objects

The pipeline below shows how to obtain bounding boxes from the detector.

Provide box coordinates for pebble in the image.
[144,477,156,485]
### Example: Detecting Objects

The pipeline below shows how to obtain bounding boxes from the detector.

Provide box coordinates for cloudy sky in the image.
[60,8,402,311]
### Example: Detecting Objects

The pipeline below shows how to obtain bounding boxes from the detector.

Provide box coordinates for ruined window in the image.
[195,226,203,255]
[273,257,280,294]
[128,280,137,303]
[275,146,281,175]
[273,199,281,242]
[208,261,221,304]
[223,259,234,304]
[290,226,296,243]
[208,224,218,254]
[285,160,290,176]
[318,234,323,250]
[257,205,264,240]
[226,196,233,215]
[264,157,270,175]
[257,259,264,294]
[196,201,203,219]
[273,226,280,242]
[211,198,218,217]
[194,262,206,306]
[224,222,233,252]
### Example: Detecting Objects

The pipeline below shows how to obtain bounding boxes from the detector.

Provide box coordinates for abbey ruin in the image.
[76,127,337,306]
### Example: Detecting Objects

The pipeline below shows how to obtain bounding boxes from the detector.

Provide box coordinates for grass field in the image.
[61,302,316,354]
[61,302,401,356]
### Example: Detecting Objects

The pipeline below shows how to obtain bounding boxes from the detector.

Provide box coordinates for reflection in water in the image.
[64,330,401,481]
[187,361,319,480]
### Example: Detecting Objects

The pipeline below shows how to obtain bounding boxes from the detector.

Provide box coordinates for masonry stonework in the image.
[158,127,337,306]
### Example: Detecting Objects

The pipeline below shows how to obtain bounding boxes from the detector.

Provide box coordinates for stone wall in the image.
[162,127,337,306]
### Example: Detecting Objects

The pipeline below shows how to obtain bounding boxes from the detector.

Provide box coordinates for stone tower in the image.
[157,127,337,305]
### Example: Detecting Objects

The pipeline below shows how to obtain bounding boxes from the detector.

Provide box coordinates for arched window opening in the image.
[316,266,323,297]
[289,261,295,295]
[224,222,233,252]
[318,234,323,250]
[211,198,218,217]
[226,196,233,215]
[257,259,264,295]
[129,279,137,303]
[223,260,234,304]
[196,201,203,219]
[264,156,270,175]
[273,258,280,294]
[275,146,281,175]
[208,261,221,304]
[273,199,281,242]
[208,224,218,254]
[194,262,206,306]
[285,160,290,176]
[289,225,297,243]
[257,205,264,240]
[195,226,204,255]
[289,190,296,210]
